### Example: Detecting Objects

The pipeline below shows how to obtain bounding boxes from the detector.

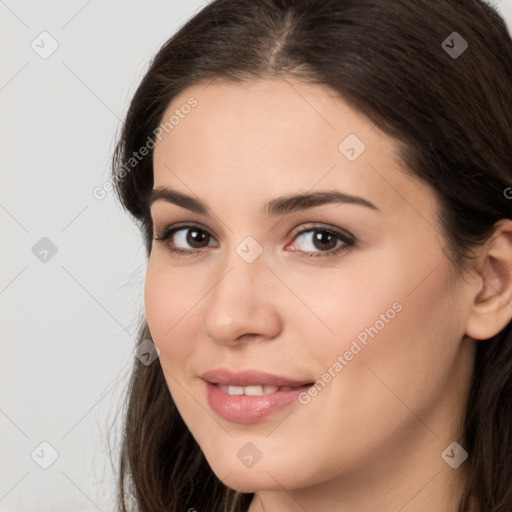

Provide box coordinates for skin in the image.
[145,78,512,512]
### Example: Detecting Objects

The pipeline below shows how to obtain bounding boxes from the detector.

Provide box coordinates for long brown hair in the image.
[110,1,512,510]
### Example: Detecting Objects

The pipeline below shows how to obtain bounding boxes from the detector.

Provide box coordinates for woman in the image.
[111,0,512,510]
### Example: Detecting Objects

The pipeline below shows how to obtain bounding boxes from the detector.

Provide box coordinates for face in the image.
[145,78,476,494]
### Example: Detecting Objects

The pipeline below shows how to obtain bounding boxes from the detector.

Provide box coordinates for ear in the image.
[465,219,512,340]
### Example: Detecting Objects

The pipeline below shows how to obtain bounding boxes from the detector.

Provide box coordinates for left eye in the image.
[288,227,355,257]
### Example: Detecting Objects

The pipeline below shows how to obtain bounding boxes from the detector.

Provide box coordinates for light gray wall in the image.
[1,1,511,510]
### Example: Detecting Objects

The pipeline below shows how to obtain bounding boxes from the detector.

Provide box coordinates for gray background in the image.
[1,1,511,510]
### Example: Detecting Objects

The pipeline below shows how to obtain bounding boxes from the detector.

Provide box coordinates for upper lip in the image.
[201,369,313,387]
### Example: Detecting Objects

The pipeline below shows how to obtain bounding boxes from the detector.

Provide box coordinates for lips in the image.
[202,369,314,424]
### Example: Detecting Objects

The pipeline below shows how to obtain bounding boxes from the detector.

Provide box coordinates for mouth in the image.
[201,369,314,424]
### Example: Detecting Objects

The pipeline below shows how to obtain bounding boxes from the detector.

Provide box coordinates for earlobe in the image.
[465,219,512,341]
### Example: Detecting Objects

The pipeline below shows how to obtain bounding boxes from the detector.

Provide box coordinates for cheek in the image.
[144,257,202,363]
[297,241,461,407]
[314,239,452,351]
[278,253,408,366]
[312,257,461,426]
[144,258,209,421]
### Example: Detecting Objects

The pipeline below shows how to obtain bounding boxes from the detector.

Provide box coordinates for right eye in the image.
[153,224,218,256]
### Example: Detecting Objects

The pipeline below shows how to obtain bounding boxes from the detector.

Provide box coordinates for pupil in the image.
[187,229,208,248]
[314,230,336,250]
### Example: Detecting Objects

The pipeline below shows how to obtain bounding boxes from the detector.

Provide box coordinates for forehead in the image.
[155,78,378,164]
[152,78,436,220]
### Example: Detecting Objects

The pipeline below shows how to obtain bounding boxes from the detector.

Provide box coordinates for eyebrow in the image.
[148,187,379,217]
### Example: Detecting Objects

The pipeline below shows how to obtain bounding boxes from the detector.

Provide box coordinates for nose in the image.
[203,253,282,346]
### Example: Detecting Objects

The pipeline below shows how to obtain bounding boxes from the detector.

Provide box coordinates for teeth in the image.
[218,384,281,396]
[227,385,244,395]
[245,385,281,395]
[244,385,264,396]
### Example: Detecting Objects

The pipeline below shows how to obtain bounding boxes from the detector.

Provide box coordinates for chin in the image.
[202,450,311,493]
[218,469,288,494]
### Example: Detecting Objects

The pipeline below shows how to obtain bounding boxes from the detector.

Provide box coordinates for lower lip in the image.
[205,381,311,424]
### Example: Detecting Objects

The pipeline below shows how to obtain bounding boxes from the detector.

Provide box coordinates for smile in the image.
[201,369,314,424]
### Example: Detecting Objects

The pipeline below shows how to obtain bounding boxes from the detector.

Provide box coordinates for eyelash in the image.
[153,222,356,259]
